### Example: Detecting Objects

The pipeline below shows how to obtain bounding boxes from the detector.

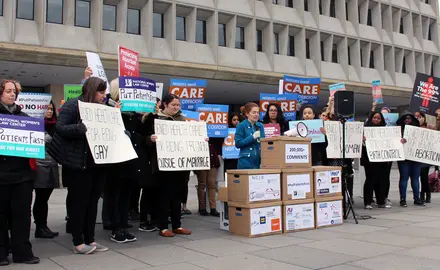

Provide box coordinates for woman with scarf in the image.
[33,101,60,239]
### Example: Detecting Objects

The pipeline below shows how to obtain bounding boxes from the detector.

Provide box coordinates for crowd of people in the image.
[0,68,438,266]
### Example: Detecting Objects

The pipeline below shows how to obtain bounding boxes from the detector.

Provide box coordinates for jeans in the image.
[398,160,422,201]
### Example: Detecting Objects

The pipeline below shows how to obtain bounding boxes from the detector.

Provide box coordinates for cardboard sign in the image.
[259,93,298,120]
[0,115,45,158]
[64,84,82,102]
[403,125,440,166]
[329,82,345,97]
[315,170,342,196]
[409,73,440,116]
[285,144,309,163]
[181,110,200,122]
[196,104,228,138]
[281,75,320,105]
[222,128,239,159]
[86,52,109,94]
[316,200,343,227]
[289,119,325,143]
[287,174,311,199]
[250,206,282,235]
[383,113,399,126]
[154,119,210,171]
[118,46,140,77]
[372,80,383,104]
[169,79,206,110]
[78,101,137,164]
[364,126,405,162]
[264,124,281,138]
[285,203,315,231]
[325,121,363,158]
[118,77,156,113]
[248,174,281,202]
[16,93,52,119]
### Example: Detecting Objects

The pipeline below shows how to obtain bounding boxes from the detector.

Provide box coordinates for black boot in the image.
[210,209,220,217]
[421,192,426,203]
[426,192,431,203]
[44,227,59,237]
[35,226,55,239]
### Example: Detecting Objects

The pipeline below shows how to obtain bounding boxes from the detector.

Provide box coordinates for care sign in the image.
[287,174,311,199]
[281,75,321,105]
[285,203,315,231]
[250,206,282,235]
[285,144,309,164]
[118,77,156,113]
[196,104,228,138]
[86,52,109,94]
[78,101,137,164]
[169,79,206,110]
[364,126,405,162]
[16,93,52,119]
[0,115,45,159]
[222,128,239,159]
[325,121,363,158]
[154,119,210,171]
[248,174,281,202]
[409,73,440,116]
[118,46,140,77]
[403,125,440,166]
[315,170,341,196]
[181,110,200,122]
[259,93,298,120]
[316,200,343,227]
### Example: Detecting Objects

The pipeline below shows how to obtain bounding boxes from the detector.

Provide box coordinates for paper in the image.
[285,203,315,231]
[86,52,109,94]
[325,121,363,158]
[289,119,325,143]
[364,126,405,162]
[315,170,341,195]
[250,206,282,235]
[285,144,309,163]
[287,174,311,199]
[316,200,343,227]
[403,125,440,166]
[16,93,52,119]
[248,174,281,202]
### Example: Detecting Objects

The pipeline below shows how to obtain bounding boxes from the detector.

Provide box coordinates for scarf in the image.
[0,103,17,114]
[44,118,57,136]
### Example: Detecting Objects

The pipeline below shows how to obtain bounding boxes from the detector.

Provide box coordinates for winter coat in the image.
[208,138,223,168]
[361,112,386,167]
[35,132,60,188]
[235,119,265,169]
[396,110,420,135]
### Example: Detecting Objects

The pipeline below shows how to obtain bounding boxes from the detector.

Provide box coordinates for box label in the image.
[285,203,315,231]
[316,200,343,227]
[249,174,281,202]
[250,206,282,235]
[287,174,310,199]
[285,144,309,163]
[315,170,341,195]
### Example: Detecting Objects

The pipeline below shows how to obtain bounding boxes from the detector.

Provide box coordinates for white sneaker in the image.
[364,205,373,210]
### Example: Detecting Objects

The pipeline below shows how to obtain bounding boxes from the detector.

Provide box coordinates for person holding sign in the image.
[262,103,289,134]
[415,112,433,203]
[0,80,40,266]
[299,105,328,166]
[235,102,265,169]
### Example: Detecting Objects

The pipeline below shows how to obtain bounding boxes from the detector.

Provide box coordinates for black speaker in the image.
[334,91,354,119]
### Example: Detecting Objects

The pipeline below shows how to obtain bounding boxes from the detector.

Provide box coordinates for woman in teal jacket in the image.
[235,102,265,169]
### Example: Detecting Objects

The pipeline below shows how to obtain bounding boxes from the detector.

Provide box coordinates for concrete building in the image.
[0,0,439,112]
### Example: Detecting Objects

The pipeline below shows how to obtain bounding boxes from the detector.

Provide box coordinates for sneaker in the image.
[128,210,140,222]
[378,204,391,209]
[210,209,220,217]
[386,198,392,206]
[111,230,129,244]
[124,230,137,242]
[139,222,159,232]
[13,256,40,264]
[181,209,192,215]
[199,209,209,216]
[0,257,9,266]
[414,200,426,206]
[400,199,407,207]
[89,242,108,252]
[73,244,96,255]
[364,205,373,210]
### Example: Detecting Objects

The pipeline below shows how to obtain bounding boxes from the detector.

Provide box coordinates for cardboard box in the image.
[228,201,282,237]
[260,137,312,169]
[219,201,229,231]
[282,168,314,201]
[218,187,228,202]
[283,199,315,233]
[315,196,343,228]
[313,166,342,197]
[227,169,281,204]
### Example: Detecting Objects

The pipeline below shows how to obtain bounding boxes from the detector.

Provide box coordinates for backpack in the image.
[428,170,440,192]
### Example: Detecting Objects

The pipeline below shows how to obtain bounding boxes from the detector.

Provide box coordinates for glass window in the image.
[288,35,295,56]
[0,0,4,16]
[274,33,279,54]
[196,20,206,44]
[332,44,338,63]
[102,4,116,31]
[153,13,164,38]
[256,30,262,52]
[218,23,226,46]
[235,26,244,49]
[127,8,140,35]
[306,38,310,59]
[46,0,63,24]
[286,0,293,8]
[176,16,186,41]
[369,50,374,68]
[330,0,336,18]
[17,0,34,20]
[75,0,90,28]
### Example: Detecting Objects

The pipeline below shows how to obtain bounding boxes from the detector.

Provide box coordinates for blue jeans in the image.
[398,160,421,201]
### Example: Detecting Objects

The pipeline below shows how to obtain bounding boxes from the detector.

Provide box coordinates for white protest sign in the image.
[364,126,405,162]
[86,52,109,94]
[325,121,363,158]
[403,125,440,166]
[78,101,137,164]
[325,121,342,158]
[156,83,164,99]
[16,93,52,119]
[154,119,210,171]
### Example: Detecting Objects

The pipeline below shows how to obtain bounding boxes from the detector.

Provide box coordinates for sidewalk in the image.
[5,168,440,270]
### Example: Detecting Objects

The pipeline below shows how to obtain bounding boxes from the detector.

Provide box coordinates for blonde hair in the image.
[109,78,119,101]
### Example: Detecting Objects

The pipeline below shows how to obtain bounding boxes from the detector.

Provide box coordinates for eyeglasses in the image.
[269,109,278,112]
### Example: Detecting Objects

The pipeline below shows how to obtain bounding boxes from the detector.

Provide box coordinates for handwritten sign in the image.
[64,84,82,102]
[0,115,45,158]
[156,82,164,99]
[364,126,405,162]
[154,119,210,171]
[325,121,363,158]
[119,77,156,113]
[118,46,139,77]
[325,121,341,158]
[263,124,281,138]
[383,113,399,126]
[181,110,200,122]
[281,75,320,105]
[78,101,137,164]
[329,82,345,97]
[16,93,52,119]
[372,80,383,104]
[222,128,239,159]
[196,104,228,138]
[259,93,298,120]
[289,120,324,143]
[86,52,109,94]
[169,79,206,110]
[403,125,440,166]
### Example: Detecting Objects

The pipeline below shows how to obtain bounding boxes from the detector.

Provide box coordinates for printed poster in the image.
[181,110,200,122]
[0,115,45,159]
[259,93,298,121]
[285,203,315,231]
[281,75,321,105]
[285,144,309,164]
[16,93,52,119]
[403,125,440,166]
[250,206,282,235]
[86,52,109,94]
[263,124,281,138]
[372,80,384,104]
[248,174,281,202]
[409,72,440,116]
[364,126,405,162]
[222,128,239,159]
[118,46,140,77]
[64,84,82,102]
[329,82,345,97]
[289,119,325,143]
[316,200,343,227]
[118,77,156,113]
[196,104,228,138]
[169,79,206,110]
[286,174,311,199]
[315,170,341,196]
[383,113,399,126]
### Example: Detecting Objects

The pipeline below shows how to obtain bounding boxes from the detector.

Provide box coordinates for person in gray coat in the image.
[33,101,60,238]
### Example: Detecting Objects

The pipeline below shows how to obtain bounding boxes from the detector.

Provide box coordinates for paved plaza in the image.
[5,167,440,270]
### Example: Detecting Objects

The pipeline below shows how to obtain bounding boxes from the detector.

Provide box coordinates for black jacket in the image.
[0,104,34,185]
[361,112,387,166]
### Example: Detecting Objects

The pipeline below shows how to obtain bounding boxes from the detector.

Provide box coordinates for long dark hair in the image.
[263,103,286,124]
[46,101,57,121]
[229,112,244,128]
[160,94,179,110]
[82,77,106,103]
[365,112,386,127]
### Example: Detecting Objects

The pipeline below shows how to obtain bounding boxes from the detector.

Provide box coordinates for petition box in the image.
[315,196,343,228]
[219,201,229,231]
[228,201,282,238]
[283,199,315,233]
[313,166,342,197]
[260,137,312,169]
[282,168,314,201]
[227,169,281,204]
[218,186,228,202]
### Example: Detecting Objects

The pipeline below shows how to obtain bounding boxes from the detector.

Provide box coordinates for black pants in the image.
[129,184,141,213]
[140,187,159,223]
[421,166,430,194]
[158,172,184,230]
[103,175,130,230]
[181,172,190,205]
[384,162,392,198]
[223,159,238,173]
[65,167,105,246]
[363,163,387,206]
[33,188,54,228]
[0,181,34,260]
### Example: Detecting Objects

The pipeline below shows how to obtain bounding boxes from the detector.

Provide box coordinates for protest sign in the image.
[16,93,52,119]
[118,77,156,113]
[78,101,137,164]
[281,75,320,104]
[383,113,399,126]
[324,121,341,158]
[154,119,210,171]
[222,128,239,159]
[86,52,109,94]
[169,79,206,110]
[64,85,82,102]
[325,121,363,158]
[403,125,440,166]
[196,104,228,138]
[156,82,164,99]
[364,126,405,162]
[289,119,324,143]
[409,73,440,116]
[0,115,45,158]
[259,93,298,120]
[118,46,140,77]
[264,123,281,138]
[181,110,200,122]
[329,82,345,97]
[372,80,383,104]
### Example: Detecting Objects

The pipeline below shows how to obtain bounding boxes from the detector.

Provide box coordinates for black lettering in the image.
[93,145,108,160]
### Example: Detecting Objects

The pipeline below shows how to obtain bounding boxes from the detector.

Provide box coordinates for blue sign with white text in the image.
[196,104,228,138]
[169,79,206,110]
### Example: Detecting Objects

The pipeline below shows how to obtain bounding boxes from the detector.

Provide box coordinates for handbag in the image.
[428,169,440,193]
